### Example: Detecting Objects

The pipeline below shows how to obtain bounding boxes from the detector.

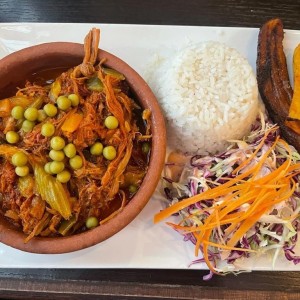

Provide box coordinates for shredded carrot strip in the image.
[167,210,246,233]
[226,209,267,248]
[232,126,278,175]
[202,240,256,253]
[197,230,218,273]
[154,166,258,224]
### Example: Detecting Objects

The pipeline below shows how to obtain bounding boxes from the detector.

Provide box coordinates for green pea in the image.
[49,161,65,174]
[63,143,77,158]
[128,184,137,194]
[37,109,47,122]
[43,103,57,117]
[57,96,71,111]
[103,146,116,160]
[50,136,66,150]
[44,162,53,174]
[24,107,38,121]
[104,116,119,129]
[49,150,65,162]
[142,142,150,154]
[11,106,24,120]
[12,152,28,167]
[6,131,19,144]
[68,94,80,107]
[90,142,103,156]
[85,216,98,229]
[22,120,35,133]
[41,123,55,137]
[69,155,83,170]
[56,170,71,183]
[15,166,29,177]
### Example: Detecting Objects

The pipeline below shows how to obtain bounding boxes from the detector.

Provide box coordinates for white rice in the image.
[147,41,259,155]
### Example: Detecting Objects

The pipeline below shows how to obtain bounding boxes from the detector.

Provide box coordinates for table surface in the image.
[1,0,300,299]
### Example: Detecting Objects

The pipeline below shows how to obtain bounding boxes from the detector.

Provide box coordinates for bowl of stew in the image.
[0,28,166,253]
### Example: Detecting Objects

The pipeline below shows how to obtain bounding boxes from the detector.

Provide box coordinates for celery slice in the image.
[33,162,72,220]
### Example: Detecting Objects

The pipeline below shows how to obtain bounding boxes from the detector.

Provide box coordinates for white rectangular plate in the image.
[0,23,300,270]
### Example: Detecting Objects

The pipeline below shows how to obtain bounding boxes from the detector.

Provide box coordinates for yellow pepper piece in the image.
[0,95,38,118]
[0,99,12,117]
[49,79,61,101]
[10,96,33,108]
[61,113,83,133]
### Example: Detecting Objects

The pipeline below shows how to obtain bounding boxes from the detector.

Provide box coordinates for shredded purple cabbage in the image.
[162,114,300,278]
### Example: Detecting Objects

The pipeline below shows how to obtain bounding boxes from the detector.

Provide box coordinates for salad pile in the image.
[155,113,300,279]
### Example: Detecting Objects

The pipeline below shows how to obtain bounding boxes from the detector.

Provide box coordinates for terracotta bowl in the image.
[0,42,166,253]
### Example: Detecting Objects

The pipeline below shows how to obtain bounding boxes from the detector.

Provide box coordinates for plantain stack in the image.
[256,18,300,152]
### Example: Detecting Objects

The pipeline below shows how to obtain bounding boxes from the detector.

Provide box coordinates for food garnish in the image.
[0,28,151,241]
[155,114,300,278]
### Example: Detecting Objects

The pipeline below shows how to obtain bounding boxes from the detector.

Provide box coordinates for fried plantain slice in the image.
[256,18,300,151]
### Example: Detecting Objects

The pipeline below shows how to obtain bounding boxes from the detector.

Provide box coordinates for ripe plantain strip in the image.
[256,18,300,152]
[288,44,300,120]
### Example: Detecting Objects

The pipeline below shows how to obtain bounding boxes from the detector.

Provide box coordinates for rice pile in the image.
[147,41,259,155]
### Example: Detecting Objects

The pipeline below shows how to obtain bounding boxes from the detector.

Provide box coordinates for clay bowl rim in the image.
[0,42,166,254]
